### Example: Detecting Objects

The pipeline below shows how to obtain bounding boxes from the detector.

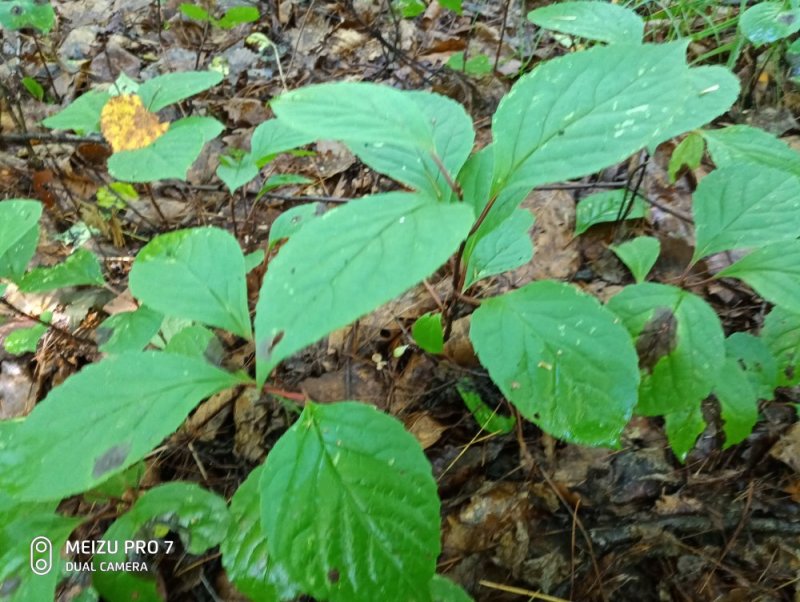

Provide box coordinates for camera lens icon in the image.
[30,536,52,575]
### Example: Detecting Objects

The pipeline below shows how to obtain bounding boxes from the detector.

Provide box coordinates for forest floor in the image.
[1,0,800,601]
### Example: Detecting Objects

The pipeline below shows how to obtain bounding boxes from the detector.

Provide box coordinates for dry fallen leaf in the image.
[100,94,169,153]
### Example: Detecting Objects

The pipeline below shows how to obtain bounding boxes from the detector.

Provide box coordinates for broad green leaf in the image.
[350,91,475,201]
[0,0,55,32]
[437,0,462,14]
[250,119,317,163]
[3,352,245,501]
[164,324,222,363]
[445,52,493,76]
[574,190,647,235]
[3,314,49,355]
[137,71,223,112]
[668,132,705,182]
[664,404,705,461]
[717,241,800,313]
[217,6,260,28]
[394,0,426,18]
[458,145,494,217]
[740,1,800,45]
[714,357,758,449]
[0,505,79,602]
[17,249,104,292]
[94,482,230,602]
[108,116,224,182]
[130,227,252,338]
[610,236,660,283]
[527,1,644,44]
[260,401,440,602]
[222,465,299,602]
[0,199,41,280]
[470,280,640,446]
[492,42,735,195]
[255,193,474,385]
[463,208,533,289]
[97,306,163,354]
[456,380,515,434]
[245,249,265,272]
[691,164,800,262]
[725,332,778,399]
[702,125,800,176]
[430,575,473,602]
[271,82,435,150]
[180,3,210,21]
[412,312,444,354]
[655,66,740,147]
[268,203,326,249]
[217,151,259,193]
[607,283,724,416]
[42,90,111,133]
[761,306,800,386]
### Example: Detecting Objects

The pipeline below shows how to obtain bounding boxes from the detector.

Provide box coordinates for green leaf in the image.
[17,249,104,292]
[97,306,163,354]
[0,505,79,602]
[691,164,800,262]
[179,3,210,21]
[717,241,800,313]
[41,90,111,134]
[245,249,265,272]
[22,77,44,101]
[394,0,426,18]
[740,1,800,45]
[267,203,326,250]
[271,82,435,150]
[456,380,515,435]
[217,151,259,193]
[94,482,230,602]
[412,312,444,354]
[714,357,758,449]
[574,190,647,235]
[610,236,660,283]
[349,91,475,201]
[3,314,49,355]
[463,208,533,288]
[725,332,778,400]
[761,306,800,386]
[108,116,224,182]
[668,132,705,182]
[164,324,222,363]
[664,404,705,461]
[470,280,640,446]
[129,227,252,338]
[0,199,41,280]
[255,193,473,385]
[437,0,462,14]
[703,125,800,176]
[3,352,245,501]
[607,283,725,416]
[217,6,260,28]
[430,575,473,602]
[137,71,223,112]
[250,119,317,163]
[222,465,299,602]
[260,401,440,602]
[0,0,55,32]
[445,52,493,76]
[492,42,736,194]
[258,173,313,196]
[527,1,644,44]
